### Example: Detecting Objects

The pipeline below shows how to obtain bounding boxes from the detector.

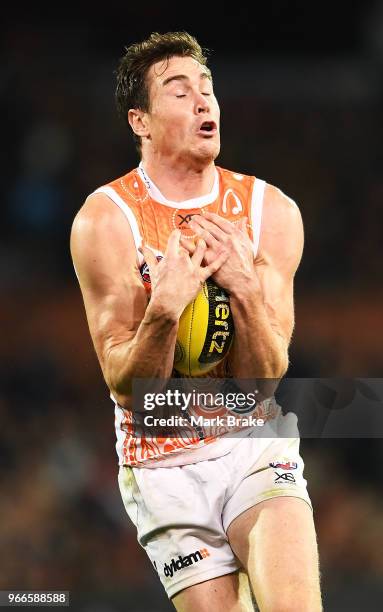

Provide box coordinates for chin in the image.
[194,141,220,164]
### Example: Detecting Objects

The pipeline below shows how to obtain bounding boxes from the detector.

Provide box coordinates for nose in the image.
[195,92,210,114]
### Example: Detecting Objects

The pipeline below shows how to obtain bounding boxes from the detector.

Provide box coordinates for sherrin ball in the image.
[174,278,234,376]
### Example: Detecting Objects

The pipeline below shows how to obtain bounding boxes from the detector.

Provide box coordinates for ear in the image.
[128,109,150,138]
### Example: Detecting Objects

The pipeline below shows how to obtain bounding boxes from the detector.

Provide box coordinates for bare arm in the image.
[70,194,177,407]
[228,186,304,379]
[184,186,303,380]
[70,193,227,408]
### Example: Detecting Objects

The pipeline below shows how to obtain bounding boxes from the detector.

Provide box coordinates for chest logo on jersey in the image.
[222,189,243,215]
[177,213,195,227]
[171,208,203,237]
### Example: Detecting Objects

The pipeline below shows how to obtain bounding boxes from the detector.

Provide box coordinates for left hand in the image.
[182,212,260,295]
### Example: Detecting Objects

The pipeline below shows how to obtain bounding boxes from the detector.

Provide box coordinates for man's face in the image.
[143,55,220,164]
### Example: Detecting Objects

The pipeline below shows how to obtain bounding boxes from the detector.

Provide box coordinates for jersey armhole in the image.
[250,178,266,257]
[90,186,144,264]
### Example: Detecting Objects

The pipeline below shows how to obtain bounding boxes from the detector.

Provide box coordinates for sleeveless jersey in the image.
[91,164,277,467]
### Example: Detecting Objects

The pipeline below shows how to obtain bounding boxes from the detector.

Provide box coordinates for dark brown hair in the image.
[115,31,210,151]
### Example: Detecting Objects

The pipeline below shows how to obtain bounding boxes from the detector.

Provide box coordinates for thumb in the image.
[141,245,159,272]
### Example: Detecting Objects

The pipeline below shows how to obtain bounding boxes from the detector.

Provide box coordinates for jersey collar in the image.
[138,162,219,209]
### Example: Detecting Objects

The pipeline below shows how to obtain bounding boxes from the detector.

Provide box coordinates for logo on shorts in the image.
[163,548,210,578]
[274,471,296,483]
[269,460,298,470]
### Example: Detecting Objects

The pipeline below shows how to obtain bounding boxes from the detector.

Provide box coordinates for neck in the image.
[140,156,216,202]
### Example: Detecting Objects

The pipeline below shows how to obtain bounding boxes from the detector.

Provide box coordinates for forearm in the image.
[229,282,288,380]
[105,300,178,403]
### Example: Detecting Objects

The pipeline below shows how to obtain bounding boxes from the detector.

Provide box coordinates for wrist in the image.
[146,293,181,325]
[229,277,262,303]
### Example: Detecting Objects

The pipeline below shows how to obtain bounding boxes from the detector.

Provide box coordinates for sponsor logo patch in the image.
[163,548,210,578]
[269,460,298,470]
[274,471,296,484]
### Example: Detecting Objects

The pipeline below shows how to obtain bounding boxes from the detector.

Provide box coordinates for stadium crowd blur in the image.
[1,4,382,610]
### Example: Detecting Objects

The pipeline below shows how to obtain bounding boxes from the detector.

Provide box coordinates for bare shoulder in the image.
[70,191,137,261]
[70,191,139,290]
[259,183,304,273]
[263,182,302,231]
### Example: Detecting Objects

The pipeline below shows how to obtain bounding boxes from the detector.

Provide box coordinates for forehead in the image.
[147,55,210,89]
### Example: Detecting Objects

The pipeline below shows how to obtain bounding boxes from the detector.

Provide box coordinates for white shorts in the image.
[118,433,312,599]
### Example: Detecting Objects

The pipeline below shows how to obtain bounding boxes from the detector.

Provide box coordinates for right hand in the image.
[142,229,229,320]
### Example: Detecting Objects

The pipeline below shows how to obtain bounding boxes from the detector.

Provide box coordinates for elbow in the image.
[259,346,289,379]
[111,382,133,410]
[111,391,132,410]
[107,375,133,409]
[257,355,288,400]
[260,351,288,386]
[276,352,289,379]
[104,364,133,410]
[271,350,289,380]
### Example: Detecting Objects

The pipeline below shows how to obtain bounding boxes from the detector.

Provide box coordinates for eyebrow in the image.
[162,72,212,87]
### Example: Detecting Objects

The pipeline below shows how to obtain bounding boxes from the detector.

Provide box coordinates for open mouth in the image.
[198,121,217,134]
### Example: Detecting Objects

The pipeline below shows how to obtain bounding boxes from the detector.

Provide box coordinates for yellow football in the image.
[174,279,235,376]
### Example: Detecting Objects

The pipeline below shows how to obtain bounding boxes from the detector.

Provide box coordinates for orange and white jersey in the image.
[91,164,274,467]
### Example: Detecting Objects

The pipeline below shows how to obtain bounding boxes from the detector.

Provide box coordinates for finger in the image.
[191,239,206,267]
[180,237,196,254]
[141,245,159,270]
[189,218,222,247]
[179,245,190,257]
[239,217,252,241]
[240,216,248,232]
[201,248,229,280]
[165,229,181,257]
[202,211,235,234]
[190,215,229,242]
[239,216,254,247]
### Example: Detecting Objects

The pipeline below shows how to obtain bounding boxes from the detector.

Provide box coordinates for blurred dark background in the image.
[1,1,382,610]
